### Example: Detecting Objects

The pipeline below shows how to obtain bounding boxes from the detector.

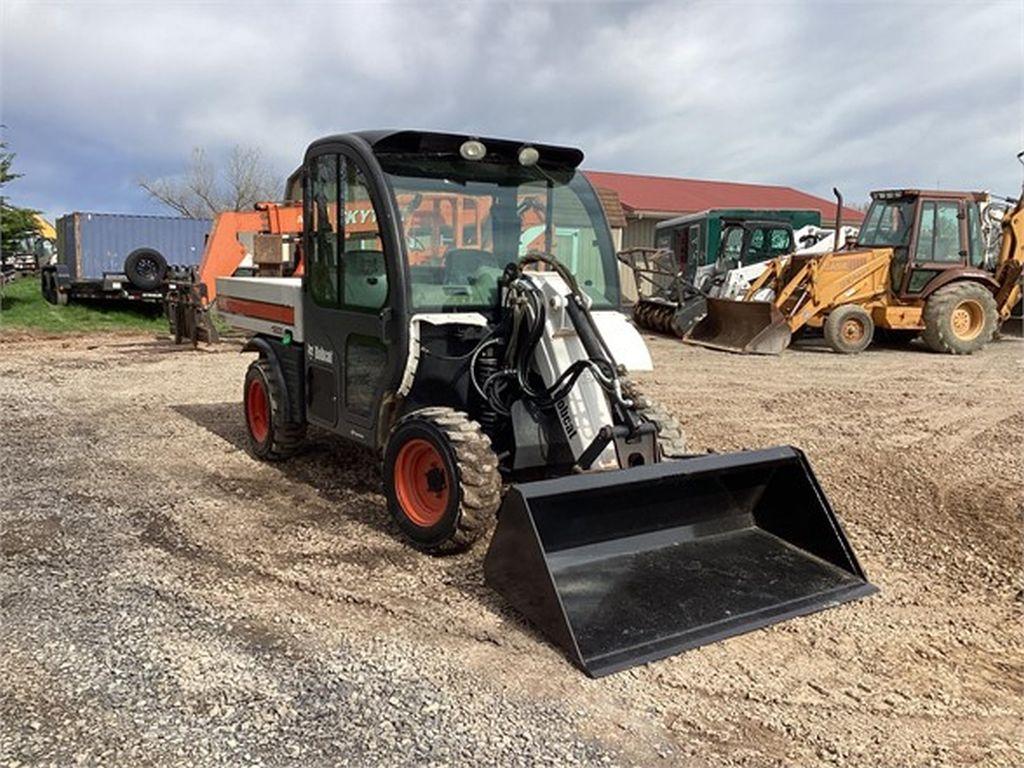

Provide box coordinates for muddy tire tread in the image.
[247,359,306,461]
[921,282,997,355]
[388,407,502,554]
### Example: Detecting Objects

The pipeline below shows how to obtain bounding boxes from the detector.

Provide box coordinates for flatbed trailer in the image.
[43,212,211,307]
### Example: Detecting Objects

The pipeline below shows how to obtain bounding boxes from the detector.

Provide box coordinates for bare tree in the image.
[140,145,281,218]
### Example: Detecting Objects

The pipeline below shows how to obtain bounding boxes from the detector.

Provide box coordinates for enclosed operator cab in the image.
[296,131,625,453]
[858,189,991,298]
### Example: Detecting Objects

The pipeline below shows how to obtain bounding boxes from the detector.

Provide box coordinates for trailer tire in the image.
[244,359,306,461]
[621,379,688,457]
[124,248,168,291]
[383,407,502,554]
[922,282,997,355]
[824,304,874,354]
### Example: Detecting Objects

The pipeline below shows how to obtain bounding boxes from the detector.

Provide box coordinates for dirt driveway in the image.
[1,331,1021,767]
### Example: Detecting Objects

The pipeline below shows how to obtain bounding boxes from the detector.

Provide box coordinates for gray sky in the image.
[2,0,1022,221]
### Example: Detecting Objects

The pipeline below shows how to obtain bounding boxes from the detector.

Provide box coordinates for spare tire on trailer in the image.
[124,248,168,290]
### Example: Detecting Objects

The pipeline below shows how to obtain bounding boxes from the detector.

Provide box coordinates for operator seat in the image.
[343,249,388,308]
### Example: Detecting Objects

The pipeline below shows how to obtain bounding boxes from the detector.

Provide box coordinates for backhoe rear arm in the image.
[993,199,1024,319]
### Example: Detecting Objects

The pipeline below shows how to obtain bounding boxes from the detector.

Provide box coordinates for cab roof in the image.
[307,130,585,170]
[871,189,988,202]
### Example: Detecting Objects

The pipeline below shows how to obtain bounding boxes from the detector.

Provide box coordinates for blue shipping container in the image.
[56,212,212,281]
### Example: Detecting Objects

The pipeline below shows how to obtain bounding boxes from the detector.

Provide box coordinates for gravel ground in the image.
[1,330,1022,767]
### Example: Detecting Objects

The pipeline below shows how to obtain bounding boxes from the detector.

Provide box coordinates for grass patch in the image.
[0,276,166,335]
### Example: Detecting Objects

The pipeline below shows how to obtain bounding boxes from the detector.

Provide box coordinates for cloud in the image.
[1,0,1020,221]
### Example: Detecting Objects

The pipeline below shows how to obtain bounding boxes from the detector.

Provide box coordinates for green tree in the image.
[1,139,41,257]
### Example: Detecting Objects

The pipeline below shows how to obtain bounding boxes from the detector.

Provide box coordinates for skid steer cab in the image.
[218,130,875,676]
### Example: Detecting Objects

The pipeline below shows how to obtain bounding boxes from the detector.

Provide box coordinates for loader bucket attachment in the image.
[684,297,791,354]
[669,295,708,338]
[484,446,876,677]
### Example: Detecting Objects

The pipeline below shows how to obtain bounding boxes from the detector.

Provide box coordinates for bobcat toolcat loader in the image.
[216,130,875,676]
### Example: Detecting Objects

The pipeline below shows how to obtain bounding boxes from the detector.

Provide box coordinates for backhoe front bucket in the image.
[684,297,791,354]
[484,446,876,677]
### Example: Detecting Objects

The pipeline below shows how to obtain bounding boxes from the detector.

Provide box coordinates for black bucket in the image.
[484,446,876,677]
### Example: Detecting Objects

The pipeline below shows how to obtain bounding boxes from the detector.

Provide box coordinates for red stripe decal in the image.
[220,297,295,325]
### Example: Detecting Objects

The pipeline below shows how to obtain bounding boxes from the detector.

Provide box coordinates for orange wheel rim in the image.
[246,378,270,443]
[951,300,984,341]
[841,318,865,343]
[394,438,450,527]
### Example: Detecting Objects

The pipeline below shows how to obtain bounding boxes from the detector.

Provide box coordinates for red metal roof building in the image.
[583,170,863,249]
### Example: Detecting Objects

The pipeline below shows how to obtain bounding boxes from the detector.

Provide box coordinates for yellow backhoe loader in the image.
[686,175,1024,355]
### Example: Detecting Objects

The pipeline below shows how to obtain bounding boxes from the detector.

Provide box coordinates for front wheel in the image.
[383,407,502,554]
[620,379,688,458]
[824,304,874,354]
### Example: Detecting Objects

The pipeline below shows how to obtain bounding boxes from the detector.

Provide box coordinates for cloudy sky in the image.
[2,1,1021,221]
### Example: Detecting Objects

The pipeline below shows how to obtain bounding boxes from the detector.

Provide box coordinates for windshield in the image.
[859,198,916,247]
[379,156,618,312]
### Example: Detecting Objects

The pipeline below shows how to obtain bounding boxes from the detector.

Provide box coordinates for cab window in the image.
[309,155,339,307]
[341,161,387,311]
[915,201,962,263]
[720,226,744,263]
[967,202,984,267]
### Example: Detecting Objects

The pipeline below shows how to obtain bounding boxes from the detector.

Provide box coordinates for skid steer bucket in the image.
[669,295,708,338]
[484,446,876,677]
[684,297,791,354]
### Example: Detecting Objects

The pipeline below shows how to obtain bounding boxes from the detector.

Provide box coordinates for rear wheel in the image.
[824,305,874,354]
[244,359,306,461]
[383,407,501,554]
[922,282,997,354]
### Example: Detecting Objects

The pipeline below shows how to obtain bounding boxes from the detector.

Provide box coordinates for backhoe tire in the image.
[383,407,502,555]
[244,359,306,461]
[621,379,688,458]
[824,304,874,354]
[921,282,997,355]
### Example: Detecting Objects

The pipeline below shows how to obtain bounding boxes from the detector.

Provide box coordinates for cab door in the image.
[302,149,399,447]
[901,197,967,296]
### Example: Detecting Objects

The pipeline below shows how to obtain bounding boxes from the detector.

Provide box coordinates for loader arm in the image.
[993,199,1024,319]
[777,249,892,332]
